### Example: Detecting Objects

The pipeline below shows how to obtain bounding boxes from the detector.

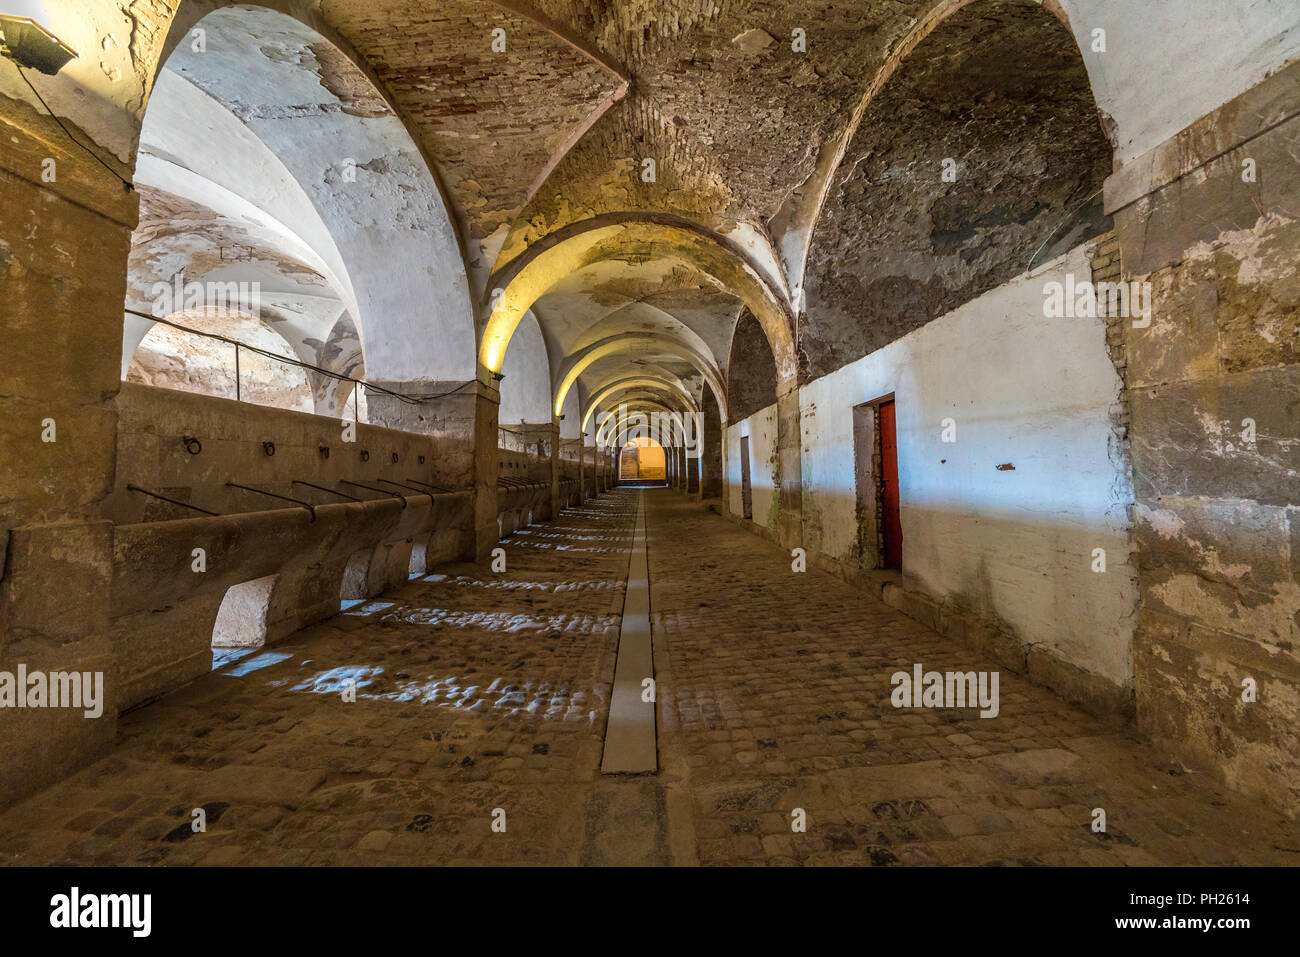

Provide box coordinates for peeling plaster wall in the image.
[153,6,476,382]
[727,309,778,422]
[802,245,1137,694]
[799,0,1110,382]
[1058,0,1300,166]
[1114,63,1300,813]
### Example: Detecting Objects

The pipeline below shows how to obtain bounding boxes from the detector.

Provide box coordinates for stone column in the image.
[365,377,497,560]
[701,398,723,499]
[775,385,803,551]
[549,419,562,519]
[578,436,586,503]
[1106,60,1300,813]
[472,383,502,557]
[0,113,135,808]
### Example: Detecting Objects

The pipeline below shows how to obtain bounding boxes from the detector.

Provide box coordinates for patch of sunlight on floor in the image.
[211,648,256,670]
[289,664,384,695]
[217,650,294,677]
[341,601,396,617]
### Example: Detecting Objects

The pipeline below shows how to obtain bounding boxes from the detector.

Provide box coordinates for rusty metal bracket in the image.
[226,482,316,522]
[126,484,220,516]
[339,479,406,508]
[292,480,359,502]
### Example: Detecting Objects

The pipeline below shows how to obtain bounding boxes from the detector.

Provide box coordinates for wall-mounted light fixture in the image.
[1,14,133,192]
[489,371,505,382]
[0,16,76,75]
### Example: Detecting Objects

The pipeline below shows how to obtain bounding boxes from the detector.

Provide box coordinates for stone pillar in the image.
[472,383,502,557]
[578,436,586,503]
[0,111,135,808]
[688,449,701,497]
[701,398,723,499]
[775,386,803,550]
[366,377,497,560]
[1106,60,1300,814]
[549,419,561,519]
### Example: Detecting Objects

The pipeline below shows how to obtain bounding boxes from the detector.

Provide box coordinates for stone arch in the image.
[726,309,779,422]
[582,377,700,432]
[554,333,724,421]
[798,0,1113,380]
[129,3,476,385]
[479,213,797,390]
[559,385,583,440]
[498,310,554,426]
[774,0,1111,299]
[126,308,314,413]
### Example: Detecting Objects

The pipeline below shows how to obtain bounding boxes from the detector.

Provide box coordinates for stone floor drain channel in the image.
[600,490,657,773]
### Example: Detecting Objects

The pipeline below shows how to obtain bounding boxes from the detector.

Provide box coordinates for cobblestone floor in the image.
[648,494,1300,866]
[1,488,1295,866]
[0,496,636,866]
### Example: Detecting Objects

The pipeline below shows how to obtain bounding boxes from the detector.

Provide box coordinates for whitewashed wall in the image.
[746,245,1138,687]
[805,245,1135,684]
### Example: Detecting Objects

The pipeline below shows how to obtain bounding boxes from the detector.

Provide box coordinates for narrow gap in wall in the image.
[340,547,373,610]
[211,573,279,669]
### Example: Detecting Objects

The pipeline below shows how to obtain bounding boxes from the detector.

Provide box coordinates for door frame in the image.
[851,392,899,570]
[739,434,753,520]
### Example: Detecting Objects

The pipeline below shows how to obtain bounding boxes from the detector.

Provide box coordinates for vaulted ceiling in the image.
[312,0,961,423]
[137,0,1111,428]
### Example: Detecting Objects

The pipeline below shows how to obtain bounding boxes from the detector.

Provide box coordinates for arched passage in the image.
[618,437,667,483]
[726,309,778,423]
[126,4,476,388]
[799,0,1112,378]
[555,333,724,421]
[479,214,797,391]
[126,308,314,413]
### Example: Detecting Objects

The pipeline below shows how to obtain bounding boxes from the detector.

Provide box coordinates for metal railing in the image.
[125,307,476,414]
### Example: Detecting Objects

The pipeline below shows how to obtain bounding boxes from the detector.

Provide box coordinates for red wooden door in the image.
[880,400,902,570]
[739,435,753,519]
